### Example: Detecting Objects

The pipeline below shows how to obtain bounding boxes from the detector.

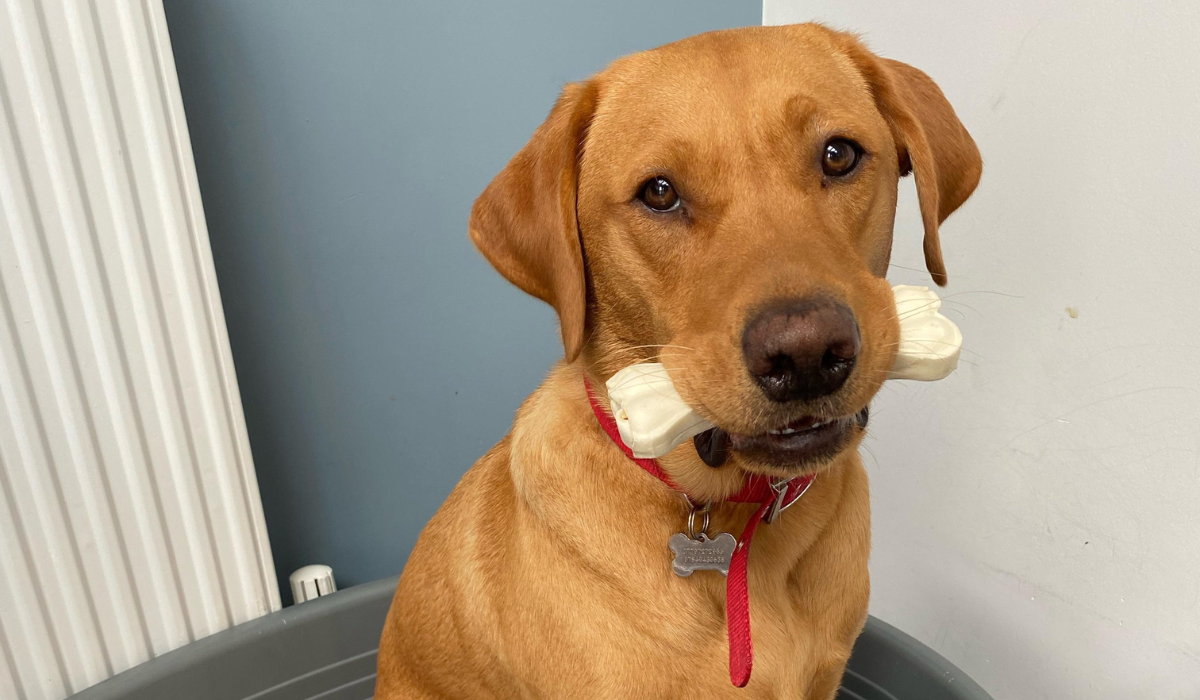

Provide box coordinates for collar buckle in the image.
[763,476,813,524]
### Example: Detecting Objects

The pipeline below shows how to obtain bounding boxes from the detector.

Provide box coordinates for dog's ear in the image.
[469,81,598,361]
[847,45,982,285]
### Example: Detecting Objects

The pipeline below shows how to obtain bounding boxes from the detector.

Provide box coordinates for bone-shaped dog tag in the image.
[668,532,737,577]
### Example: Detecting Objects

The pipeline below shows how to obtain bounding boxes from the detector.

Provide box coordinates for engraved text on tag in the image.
[668,532,737,577]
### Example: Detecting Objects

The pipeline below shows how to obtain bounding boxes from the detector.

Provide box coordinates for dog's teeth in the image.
[769,420,836,437]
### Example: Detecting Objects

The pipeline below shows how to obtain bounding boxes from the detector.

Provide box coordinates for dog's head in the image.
[470,24,980,483]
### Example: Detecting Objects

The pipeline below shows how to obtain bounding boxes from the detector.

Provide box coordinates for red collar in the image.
[583,378,814,688]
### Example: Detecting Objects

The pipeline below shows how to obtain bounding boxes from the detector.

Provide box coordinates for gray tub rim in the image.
[68,576,992,700]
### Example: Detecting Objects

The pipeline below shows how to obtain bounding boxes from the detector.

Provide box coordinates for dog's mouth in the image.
[731,412,856,468]
[694,408,868,470]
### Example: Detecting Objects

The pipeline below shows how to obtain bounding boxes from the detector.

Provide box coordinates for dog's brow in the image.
[785,94,823,137]
[620,138,707,185]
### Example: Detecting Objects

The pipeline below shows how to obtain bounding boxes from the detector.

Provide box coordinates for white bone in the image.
[607,363,716,459]
[888,285,962,381]
[605,285,962,458]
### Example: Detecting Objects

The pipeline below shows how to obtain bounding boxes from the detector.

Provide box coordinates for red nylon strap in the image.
[583,378,813,687]
[727,497,774,686]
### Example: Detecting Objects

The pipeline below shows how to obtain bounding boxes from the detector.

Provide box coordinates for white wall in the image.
[764,2,1200,698]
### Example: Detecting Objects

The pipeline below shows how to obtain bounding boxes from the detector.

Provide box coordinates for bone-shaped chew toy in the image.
[606,285,961,459]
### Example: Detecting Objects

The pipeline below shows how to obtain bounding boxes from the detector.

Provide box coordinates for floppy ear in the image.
[469,81,598,361]
[848,46,982,285]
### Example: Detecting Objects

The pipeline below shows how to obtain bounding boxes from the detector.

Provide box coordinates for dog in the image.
[376,23,980,699]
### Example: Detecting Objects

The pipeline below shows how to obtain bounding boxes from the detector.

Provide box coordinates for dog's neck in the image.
[508,362,856,577]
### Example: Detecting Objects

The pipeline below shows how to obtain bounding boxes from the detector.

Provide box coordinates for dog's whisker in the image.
[886,263,930,274]
[875,339,983,358]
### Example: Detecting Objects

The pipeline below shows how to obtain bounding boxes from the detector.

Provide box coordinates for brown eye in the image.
[822,139,862,177]
[639,176,680,211]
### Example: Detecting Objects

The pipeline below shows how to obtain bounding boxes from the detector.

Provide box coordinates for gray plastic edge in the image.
[852,616,993,700]
[70,577,399,700]
[70,575,992,700]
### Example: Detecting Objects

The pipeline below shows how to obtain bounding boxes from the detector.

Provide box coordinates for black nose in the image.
[742,298,860,403]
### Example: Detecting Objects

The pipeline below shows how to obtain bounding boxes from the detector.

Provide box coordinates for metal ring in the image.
[687,502,711,539]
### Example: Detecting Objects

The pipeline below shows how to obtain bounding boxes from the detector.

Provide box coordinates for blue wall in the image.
[162,1,758,601]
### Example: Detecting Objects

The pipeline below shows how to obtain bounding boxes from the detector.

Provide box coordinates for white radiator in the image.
[0,1,280,699]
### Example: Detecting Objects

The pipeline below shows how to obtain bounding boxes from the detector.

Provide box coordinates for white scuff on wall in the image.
[0,1,279,698]
[762,1,1200,698]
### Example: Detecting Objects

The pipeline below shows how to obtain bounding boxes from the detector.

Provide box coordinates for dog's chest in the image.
[534,568,830,698]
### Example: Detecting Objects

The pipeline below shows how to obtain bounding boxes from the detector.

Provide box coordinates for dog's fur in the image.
[376,23,980,699]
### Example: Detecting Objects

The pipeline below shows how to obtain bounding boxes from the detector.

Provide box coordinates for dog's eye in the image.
[822,139,862,177]
[639,177,680,212]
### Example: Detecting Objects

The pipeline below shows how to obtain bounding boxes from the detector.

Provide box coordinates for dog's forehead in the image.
[587,27,880,156]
